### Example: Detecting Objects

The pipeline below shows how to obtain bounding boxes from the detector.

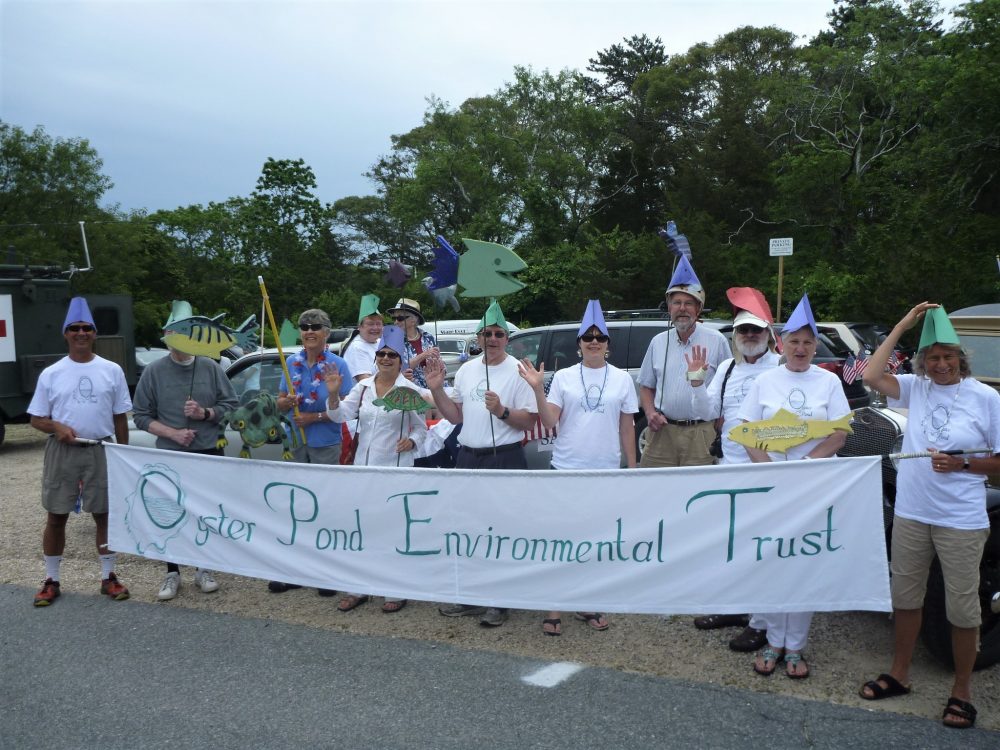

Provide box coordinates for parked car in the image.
[134,347,169,381]
[435,334,475,380]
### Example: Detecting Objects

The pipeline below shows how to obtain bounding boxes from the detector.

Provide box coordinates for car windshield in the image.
[227,355,287,405]
[437,339,466,355]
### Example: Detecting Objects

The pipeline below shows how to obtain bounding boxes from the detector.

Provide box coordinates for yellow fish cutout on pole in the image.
[729,409,853,453]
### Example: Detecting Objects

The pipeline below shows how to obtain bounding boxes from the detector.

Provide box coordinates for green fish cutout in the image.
[458,238,527,298]
[728,409,853,453]
[372,386,432,414]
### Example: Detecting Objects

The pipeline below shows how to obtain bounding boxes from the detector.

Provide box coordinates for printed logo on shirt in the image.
[922,404,953,444]
[471,379,488,403]
[785,387,813,418]
[75,376,98,404]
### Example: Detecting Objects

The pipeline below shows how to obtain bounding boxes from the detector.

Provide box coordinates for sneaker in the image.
[317,588,337,597]
[267,581,302,593]
[100,572,130,601]
[729,626,769,653]
[438,603,487,617]
[480,607,508,627]
[33,578,61,607]
[193,570,219,593]
[157,571,180,601]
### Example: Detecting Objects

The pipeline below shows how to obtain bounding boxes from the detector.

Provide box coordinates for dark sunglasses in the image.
[375,351,401,360]
[480,330,507,339]
[580,334,609,343]
[299,323,326,331]
[392,315,411,322]
[735,325,765,335]
[66,325,95,333]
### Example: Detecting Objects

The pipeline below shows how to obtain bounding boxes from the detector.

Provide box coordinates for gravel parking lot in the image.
[2,423,998,730]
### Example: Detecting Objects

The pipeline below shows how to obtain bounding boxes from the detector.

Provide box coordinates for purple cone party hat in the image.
[783,293,818,337]
[375,324,406,360]
[918,306,960,351]
[63,297,96,332]
[665,256,705,305]
[577,299,609,338]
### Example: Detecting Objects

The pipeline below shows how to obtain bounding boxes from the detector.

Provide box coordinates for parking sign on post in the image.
[769,237,793,256]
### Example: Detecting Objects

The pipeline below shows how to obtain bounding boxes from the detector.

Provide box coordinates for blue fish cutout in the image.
[458,238,527,298]
[657,220,691,259]
[429,236,459,289]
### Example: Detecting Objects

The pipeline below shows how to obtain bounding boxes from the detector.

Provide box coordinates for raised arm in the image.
[863,302,938,399]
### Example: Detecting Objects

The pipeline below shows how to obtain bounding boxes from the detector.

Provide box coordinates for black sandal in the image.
[693,613,750,630]
[942,697,977,729]
[859,673,911,701]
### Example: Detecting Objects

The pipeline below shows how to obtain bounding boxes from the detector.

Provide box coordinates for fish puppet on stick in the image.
[161,301,258,360]
[729,409,853,453]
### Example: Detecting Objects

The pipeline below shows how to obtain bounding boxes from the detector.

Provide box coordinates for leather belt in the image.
[461,442,523,457]
[664,418,709,427]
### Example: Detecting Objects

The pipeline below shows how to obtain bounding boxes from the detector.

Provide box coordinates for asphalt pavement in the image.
[2,583,997,749]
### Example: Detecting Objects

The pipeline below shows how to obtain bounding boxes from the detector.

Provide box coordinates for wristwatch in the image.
[498,407,510,420]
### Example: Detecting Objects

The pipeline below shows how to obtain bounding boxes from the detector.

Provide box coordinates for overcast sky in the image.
[0,0,966,215]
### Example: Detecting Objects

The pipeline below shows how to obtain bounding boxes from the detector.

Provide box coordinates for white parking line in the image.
[522,662,584,687]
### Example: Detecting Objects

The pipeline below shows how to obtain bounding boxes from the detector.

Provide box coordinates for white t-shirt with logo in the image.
[547,363,638,469]
[452,354,536,448]
[737,365,850,462]
[890,374,1000,530]
[692,352,781,465]
[28,355,132,439]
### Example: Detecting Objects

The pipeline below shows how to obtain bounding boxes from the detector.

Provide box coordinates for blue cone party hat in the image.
[63,297,96,332]
[665,256,705,305]
[577,299,609,338]
[783,293,818,337]
[375,323,406,360]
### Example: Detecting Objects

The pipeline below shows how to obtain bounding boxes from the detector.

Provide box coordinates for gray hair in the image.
[298,309,331,328]
[914,344,971,379]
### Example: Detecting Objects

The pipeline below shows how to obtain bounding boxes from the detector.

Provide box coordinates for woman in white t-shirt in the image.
[518,300,639,636]
[858,302,1000,730]
[736,298,851,681]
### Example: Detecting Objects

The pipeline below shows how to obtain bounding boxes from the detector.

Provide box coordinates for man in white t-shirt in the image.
[425,298,536,627]
[28,297,133,607]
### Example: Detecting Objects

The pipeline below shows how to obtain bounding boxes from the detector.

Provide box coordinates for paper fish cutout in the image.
[458,238,527,298]
[373,385,432,414]
[657,221,692,259]
[422,278,460,311]
[728,409,853,453]
[429,236,460,289]
[385,260,412,288]
[163,314,259,360]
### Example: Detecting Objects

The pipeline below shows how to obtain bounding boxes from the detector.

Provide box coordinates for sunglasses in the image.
[392,315,411,322]
[580,334,609,343]
[375,351,401,360]
[735,325,765,335]
[479,330,507,339]
[66,325,95,333]
[299,323,326,331]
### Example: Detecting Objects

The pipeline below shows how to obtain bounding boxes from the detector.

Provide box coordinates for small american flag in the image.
[886,349,906,374]
[522,415,557,445]
[843,350,869,384]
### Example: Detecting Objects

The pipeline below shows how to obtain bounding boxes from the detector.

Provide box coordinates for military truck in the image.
[0,261,135,447]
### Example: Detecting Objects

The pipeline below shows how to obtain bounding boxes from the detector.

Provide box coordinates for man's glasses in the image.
[375,351,401,359]
[392,316,411,322]
[735,325,765,335]
[66,324,95,333]
[580,334,609,343]
[479,330,507,339]
[299,323,326,331]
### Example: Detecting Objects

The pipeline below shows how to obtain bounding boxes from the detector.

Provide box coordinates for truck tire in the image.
[921,545,1000,671]
[634,414,649,462]
[0,417,5,447]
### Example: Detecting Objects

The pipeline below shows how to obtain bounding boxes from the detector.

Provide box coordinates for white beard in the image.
[737,337,769,359]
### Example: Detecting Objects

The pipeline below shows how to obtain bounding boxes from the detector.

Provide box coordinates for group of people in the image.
[28,255,999,729]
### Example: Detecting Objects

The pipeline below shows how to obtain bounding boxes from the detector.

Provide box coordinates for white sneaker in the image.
[193,569,219,594]
[157,572,180,601]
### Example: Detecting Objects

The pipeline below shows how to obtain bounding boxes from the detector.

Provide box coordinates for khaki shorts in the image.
[41,436,110,515]
[890,515,989,628]
[639,421,715,468]
[293,444,342,466]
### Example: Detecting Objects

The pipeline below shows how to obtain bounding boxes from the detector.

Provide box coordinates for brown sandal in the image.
[337,594,369,612]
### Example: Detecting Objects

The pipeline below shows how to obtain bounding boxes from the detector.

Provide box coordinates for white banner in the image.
[106,445,890,614]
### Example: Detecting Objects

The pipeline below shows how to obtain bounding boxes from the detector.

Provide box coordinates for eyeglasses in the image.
[580,334,609,343]
[392,315,411,322]
[299,323,326,331]
[735,325,765,335]
[479,330,507,339]
[66,325,95,333]
[375,351,401,360]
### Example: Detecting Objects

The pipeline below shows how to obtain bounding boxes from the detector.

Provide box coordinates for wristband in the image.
[686,368,707,381]
[202,407,212,422]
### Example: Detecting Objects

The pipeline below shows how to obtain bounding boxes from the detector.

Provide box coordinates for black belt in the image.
[461,442,523,457]
[664,418,709,427]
